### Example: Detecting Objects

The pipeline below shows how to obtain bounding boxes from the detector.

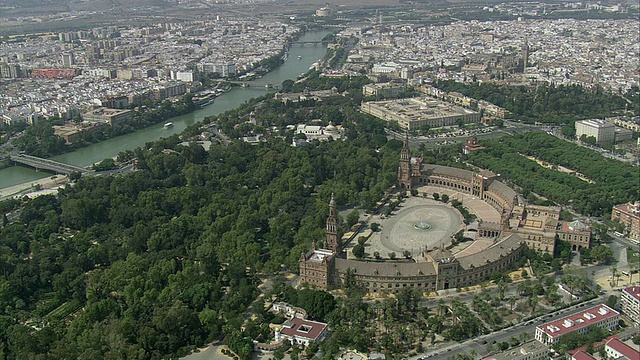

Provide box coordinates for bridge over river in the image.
[10,154,91,175]
[225,80,282,89]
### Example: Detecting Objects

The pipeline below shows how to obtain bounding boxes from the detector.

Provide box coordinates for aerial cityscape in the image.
[0,0,638,359]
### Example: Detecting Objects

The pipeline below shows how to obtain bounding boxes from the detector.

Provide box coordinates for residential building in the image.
[61,53,75,68]
[534,304,619,346]
[575,119,615,144]
[611,202,640,243]
[620,286,640,326]
[171,70,195,82]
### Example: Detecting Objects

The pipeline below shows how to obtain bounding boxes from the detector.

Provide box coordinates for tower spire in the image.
[397,133,413,189]
[326,193,339,252]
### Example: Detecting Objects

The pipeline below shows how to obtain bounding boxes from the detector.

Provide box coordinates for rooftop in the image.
[280,317,327,341]
[482,340,548,360]
[605,338,640,359]
[307,249,334,262]
[536,304,619,339]
[613,202,640,217]
[622,286,640,303]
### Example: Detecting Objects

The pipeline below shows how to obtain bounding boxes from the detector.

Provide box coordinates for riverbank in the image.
[0,29,332,190]
[0,174,69,201]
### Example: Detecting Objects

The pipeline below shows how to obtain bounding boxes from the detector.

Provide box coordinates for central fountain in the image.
[414,220,431,230]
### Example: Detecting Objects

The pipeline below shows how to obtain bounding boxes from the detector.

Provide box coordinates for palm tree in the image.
[530,296,539,314]
[438,299,447,316]
[509,297,517,311]
[498,280,507,300]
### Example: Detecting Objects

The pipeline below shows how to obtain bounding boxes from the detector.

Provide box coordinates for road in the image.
[412,295,608,360]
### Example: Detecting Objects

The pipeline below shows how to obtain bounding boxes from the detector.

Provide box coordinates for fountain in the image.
[414,220,431,230]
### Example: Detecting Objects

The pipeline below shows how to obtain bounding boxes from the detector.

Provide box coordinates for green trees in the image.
[467,132,639,216]
[0,117,399,358]
[432,80,629,124]
[353,244,365,258]
[346,210,360,228]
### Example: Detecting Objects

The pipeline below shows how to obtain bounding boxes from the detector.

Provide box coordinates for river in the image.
[0,30,331,189]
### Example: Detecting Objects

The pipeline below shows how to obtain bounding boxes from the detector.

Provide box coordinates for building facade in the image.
[82,107,132,126]
[611,201,640,243]
[534,304,619,346]
[620,286,640,326]
[362,82,407,98]
[557,220,591,251]
[575,119,615,144]
[604,338,640,360]
[299,140,577,293]
[360,97,480,130]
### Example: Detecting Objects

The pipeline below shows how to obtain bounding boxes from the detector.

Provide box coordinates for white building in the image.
[275,317,328,346]
[534,304,619,346]
[296,123,343,141]
[575,119,615,144]
[171,70,195,82]
[604,337,640,360]
[620,286,640,326]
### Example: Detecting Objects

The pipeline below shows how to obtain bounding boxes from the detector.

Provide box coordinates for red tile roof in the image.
[570,350,596,360]
[536,304,619,339]
[280,317,327,341]
[605,338,640,359]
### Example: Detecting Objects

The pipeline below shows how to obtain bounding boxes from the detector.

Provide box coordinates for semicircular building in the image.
[300,136,581,294]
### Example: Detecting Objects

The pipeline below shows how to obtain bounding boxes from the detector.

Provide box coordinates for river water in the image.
[0,30,331,189]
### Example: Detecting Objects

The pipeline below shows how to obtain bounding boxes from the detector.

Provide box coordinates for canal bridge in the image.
[10,154,91,175]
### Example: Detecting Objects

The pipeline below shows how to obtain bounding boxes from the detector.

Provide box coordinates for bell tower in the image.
[397,133,412,189]
[325,193,339,252]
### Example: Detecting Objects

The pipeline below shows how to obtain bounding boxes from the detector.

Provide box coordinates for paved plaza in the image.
[359,188,502,260]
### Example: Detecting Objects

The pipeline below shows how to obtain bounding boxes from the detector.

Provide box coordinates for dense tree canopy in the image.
[0,97,398,358]
[432,80,631,124]
[466,132,639,215]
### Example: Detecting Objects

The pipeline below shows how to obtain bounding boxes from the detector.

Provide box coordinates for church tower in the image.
[397,133,412,189]
[325,193,340,252]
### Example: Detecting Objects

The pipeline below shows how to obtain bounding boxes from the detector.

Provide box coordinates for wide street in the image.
[411,294,609,360]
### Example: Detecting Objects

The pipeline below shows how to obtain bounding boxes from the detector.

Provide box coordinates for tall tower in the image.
[397,133,412,189]
[325,193,339,252]
[522,38,530,71]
